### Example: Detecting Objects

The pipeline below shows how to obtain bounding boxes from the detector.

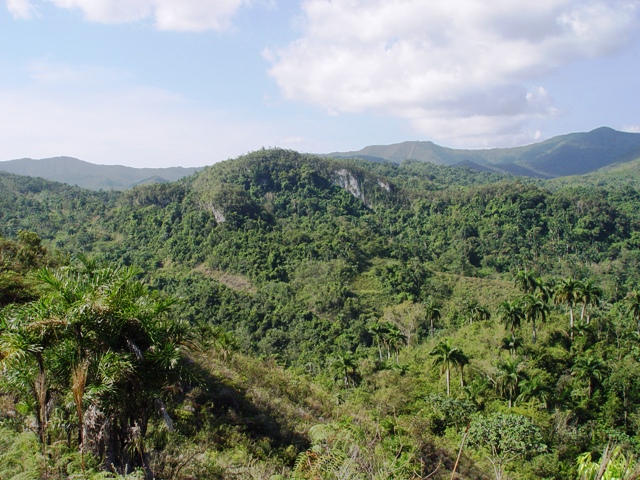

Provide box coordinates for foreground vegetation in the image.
[2,149,640,478]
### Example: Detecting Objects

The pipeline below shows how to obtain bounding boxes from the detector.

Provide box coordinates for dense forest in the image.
[2,149,640,479]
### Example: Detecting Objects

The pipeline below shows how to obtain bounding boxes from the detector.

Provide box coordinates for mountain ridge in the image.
[325,127,640,178]
[4,127,640,189]
[0,156,202,190]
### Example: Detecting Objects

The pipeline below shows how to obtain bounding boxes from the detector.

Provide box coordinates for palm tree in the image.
[536,277,555,304]
[522,293,550,344]
[514,269,539,294]
[465,300,491,324]
[0,313,51,447]
[576,279,602,324]
[424,298,441,338]
[500,335,523,358]
[625,290,640,335]
[516,374,551,408]
[331,351,359,388]
[498,300,524,341]
[386,326,406,364]
[430,339,466,396]
[495,358,526,408]
[4,258,194,476]
[555,277,581,341]
[572,353,607,399]
[454,350,470,388]
[368,322,388,361]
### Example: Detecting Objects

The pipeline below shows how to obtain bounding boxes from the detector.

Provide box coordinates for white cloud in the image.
[6,0,247,31]
[267,0,640,147]
[5,0,37,19]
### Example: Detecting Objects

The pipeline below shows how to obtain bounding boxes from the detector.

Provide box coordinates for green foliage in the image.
[576,444,640,480]
[468,412,546,480]
[0,257,195,476]
[5,148,640,478]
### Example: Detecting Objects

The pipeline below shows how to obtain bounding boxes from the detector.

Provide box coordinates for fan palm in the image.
[1,258,193,476]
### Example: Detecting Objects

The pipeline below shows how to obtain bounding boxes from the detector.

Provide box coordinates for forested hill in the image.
[3,149,640,478]
[327,127,640,178]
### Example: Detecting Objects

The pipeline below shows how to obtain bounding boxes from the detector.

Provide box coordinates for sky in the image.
[1,0,640,168]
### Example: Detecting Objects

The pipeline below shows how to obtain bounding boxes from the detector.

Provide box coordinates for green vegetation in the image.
[3,148,640,478]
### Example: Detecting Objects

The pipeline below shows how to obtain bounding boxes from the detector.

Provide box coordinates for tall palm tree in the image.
[331,351,359,388]
[465,300,491,324]
[522,293,550,344]
[625,290,640,335]
[498,300,524,341]
[572,353,607,399]
[536,277,555,304]
[424,298,441,338]
[430,339,466,396]
[514,269,539,294]
[495,358,526,408]
[368,322,388,361]
[516,374,551,409]
[454,350,470,388]
[576,279,602,324]
[500,335,523,358]
[555,277,581,341]
[386,326,406,364]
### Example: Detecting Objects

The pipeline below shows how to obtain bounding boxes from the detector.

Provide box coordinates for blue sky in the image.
[1,0,639,168]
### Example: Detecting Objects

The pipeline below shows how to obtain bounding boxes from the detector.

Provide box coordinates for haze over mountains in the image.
[0,156,202,190]
[327,127,640,178]
[2,127,640,190]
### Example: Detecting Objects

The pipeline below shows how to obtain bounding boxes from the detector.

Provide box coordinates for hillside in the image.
[2,149,640,478]
[0,156,202,190]
[327,127,640,178]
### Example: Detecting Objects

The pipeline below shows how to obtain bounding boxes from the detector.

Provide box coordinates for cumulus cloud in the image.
[267,0,640,146]
[5,0,247,31]
[5,0,37,18]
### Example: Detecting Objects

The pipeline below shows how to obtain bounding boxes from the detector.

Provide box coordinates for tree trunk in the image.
[33,356,47,447]
[569,306,575,341]
[446,367,451,397]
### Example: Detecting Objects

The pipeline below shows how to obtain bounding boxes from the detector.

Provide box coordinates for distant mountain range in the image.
[326,127,640,178]
[3,127,640,189]
[0,156,202,190]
